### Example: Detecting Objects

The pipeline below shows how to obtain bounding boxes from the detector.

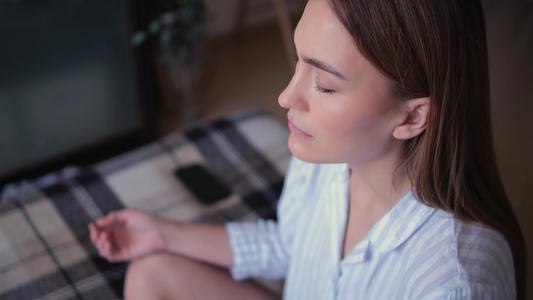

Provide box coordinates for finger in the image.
[102,233,125,262]
[101,233,114,259]
[94,230,111,258]
[89,223,99,243]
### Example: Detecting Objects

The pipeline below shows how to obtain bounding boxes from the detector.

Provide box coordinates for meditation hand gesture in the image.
[89,209,167,262]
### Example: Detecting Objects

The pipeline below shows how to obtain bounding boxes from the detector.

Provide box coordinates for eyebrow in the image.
[302,56,347,81]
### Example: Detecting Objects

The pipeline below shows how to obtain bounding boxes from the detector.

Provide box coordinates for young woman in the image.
[89,0,526,298]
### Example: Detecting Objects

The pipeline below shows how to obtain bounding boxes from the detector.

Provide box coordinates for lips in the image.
[288,120,312,138]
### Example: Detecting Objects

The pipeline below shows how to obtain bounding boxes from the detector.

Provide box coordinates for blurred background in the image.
[0,0,300,186]
[0,0,531,297]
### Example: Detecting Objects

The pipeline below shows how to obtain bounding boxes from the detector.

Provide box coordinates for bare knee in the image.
[123,253,280,300]
[124,253,191,300]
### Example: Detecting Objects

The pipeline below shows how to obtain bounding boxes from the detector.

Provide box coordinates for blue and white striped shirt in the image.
[226,157,516,299]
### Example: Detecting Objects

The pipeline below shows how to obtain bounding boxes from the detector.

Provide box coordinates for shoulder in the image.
[405,210,516,299]
[452,219,516,298]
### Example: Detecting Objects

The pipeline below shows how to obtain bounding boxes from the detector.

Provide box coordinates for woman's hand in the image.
[89,209,168,262]
[89,208,234,268]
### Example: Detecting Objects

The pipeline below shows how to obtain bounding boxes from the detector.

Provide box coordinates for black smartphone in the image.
[174,164,232,205]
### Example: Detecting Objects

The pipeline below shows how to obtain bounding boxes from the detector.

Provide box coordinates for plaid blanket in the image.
[0,108,291,300]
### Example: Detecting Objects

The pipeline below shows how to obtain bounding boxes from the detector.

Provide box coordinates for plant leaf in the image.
[131,31,148,45]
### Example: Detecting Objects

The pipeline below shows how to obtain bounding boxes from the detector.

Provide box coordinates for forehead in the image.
[294,0,366,79]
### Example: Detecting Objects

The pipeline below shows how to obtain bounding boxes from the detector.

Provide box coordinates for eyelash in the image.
[314,84,335,94]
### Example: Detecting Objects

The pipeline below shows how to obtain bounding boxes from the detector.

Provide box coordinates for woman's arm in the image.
[89,209,234,268]
[161,220,234,268]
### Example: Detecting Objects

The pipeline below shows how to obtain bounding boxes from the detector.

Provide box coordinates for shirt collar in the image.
[372,189,436,253]
[335,164,437,256]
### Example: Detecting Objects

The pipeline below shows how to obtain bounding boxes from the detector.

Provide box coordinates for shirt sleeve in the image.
[418,222,516,300]
[226,219,287,280]
[436,284,511,300]
[226,157,308,281]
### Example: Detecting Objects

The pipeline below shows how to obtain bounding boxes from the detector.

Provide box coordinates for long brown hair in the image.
[328,0,527,298]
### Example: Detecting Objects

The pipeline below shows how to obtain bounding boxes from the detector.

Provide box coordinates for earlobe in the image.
[393,97,430,140]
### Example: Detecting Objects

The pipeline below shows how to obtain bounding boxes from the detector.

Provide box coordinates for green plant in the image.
[131,0,206,63]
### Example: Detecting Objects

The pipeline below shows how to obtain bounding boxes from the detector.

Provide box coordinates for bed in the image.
[0,108,291,299]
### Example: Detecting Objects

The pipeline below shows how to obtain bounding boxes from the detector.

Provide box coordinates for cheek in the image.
[316,102,380,139]
[315,101,398,152]
[319,114,354,139]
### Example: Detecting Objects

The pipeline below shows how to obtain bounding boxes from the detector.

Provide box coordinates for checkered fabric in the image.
[0,108,291,300]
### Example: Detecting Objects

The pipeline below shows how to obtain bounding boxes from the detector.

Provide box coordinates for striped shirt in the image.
[226,157,516,299]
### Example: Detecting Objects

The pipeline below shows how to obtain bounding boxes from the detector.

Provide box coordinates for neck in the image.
[347,146,412,211]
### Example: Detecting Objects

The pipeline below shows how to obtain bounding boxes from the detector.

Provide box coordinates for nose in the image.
[278,66,308,111]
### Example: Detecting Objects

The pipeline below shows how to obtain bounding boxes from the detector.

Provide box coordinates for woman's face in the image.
[279,0,404,166]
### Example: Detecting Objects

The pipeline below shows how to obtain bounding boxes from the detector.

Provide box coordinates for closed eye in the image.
[314,84,335,94]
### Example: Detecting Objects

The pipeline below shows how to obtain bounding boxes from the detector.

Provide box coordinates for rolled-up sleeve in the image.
[226,157,308,281]
[226,219,288,280]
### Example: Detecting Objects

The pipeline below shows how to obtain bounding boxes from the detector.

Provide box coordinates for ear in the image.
[393,97,430,140]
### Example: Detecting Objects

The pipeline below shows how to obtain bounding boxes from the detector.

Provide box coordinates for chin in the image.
[288,136,330,164]
[288,135,357,165]
[288,136,312,162]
